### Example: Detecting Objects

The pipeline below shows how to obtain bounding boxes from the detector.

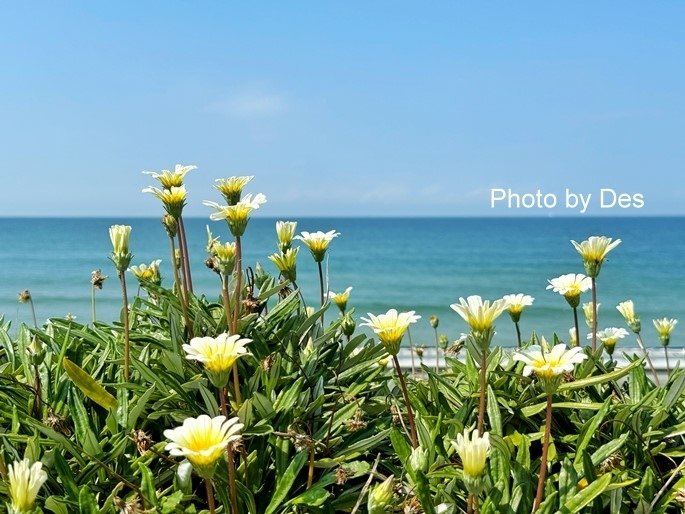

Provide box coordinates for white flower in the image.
[8,458,47,513]
[360,309,421,355]
[164,415,243,478]
[129,259,162,284]
[513,338,587,380]
[143,164,197,188]
[215,176,254,204]
[295,230,340,262]
[502,294,534,314]
[328,287,353,312]
[653,318,678,345]
[109,225,132,256]
[450,295,507,333]
[568,327,578,346]
[591,327,628,352]
[142,185,187,218]
[276,221,298,250]
[571,236,622,277]
[583,301,599,328]
[616,300,637,325]
[547,273,592,297]
[183,333,251,375]
[204,193,267,236]
[452,428,490,479]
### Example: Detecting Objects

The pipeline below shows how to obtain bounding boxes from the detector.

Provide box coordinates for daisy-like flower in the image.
[268,247,299,283]
[276,221,298,252]
[204,193,267,237]
[590,327,629,356]
[8,458,48,514]
[571,236,622,278]
[295,230,340,263]
[616,300,641,333]
[450,296,507,346]
[360,309,421,355]
[129,259,162,285]
[143,164,197,189]
[568,327,578,346]
[502,293,534,323]
[109,225,133,272]
[211,241,237,276]
[583,301,599,328]
[653,318,678,346]
[142,185,187,219]
[164,415,243,478]
[513,337,587,392]
[452,428,490,494]
[546,273,592,308]
[183,333,251,388]
[215,176,254,205]
[328,287,353,313]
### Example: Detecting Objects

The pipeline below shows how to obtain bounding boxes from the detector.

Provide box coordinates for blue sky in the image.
[1,2,684,216]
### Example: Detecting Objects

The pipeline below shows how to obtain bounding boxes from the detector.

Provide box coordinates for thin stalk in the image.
[119,271,130,382]
[515,321,522,348]
[227,446,239,514]
[636,333,661,386]
[317,260,325,324]
[28,298,38,328]
[169,237,192,333]
[221,274,233,331]
[392,354,418,448]
[178,216,193,293]
[91,286,97,323]
[467,496,473,514]
[477,349,487,434]
[32,362,42,419]
[325,339,345,448]
[572,307,580,347]
[220,387,239,514]
[204,479,216,514]
[433,327,440,372]
[230,237,243,407]
[533,394,553,512]
[307,446,315,489]
[591,277,597,351]
[665,346,671,375]
[408,328,416,379]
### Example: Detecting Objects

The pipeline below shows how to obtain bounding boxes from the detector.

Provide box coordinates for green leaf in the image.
[521,401,605,417]
[556,473,611,514]
[63,358,118,411]
[78,485,99,514]
[287,486,331,506]
[70,390,102,457]
[265,450,309,514]
[558,358,642,392]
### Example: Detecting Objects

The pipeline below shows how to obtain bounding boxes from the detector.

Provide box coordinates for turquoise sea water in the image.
[1,217,683,348]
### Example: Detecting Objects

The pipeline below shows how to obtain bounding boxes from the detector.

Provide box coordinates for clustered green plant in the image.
[1,167,684,513]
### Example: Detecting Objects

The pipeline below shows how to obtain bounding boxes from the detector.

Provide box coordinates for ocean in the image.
[1,217,683,349]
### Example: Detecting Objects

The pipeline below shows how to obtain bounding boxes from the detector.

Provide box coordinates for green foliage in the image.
[1,225,685,513]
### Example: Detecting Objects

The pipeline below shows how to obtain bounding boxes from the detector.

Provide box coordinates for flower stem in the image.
[515,321,522,348]
[467,496,474,514]
[434,327,440,372]
[28,297,38,329]
[169,236,192,334]
[178,216,193,294]
[119,271,130,382]
[91,285,97,323]
[204,479,216,514]
[477,349,487,434]
[665,346,671,375]
[533,394,553,512]
[317,260,325,324]
[392,354,418,448]
[578,277,597,352]
[307,445,315,489]
[231,236,243,406]
[227,445,239,514]
[636,333,661,386]
[572,307,580,347]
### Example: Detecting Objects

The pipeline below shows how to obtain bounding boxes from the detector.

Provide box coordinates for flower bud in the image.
[438,334,449,350]
[367,475,394,514]
[162,214,178,238]
[341,314,356,337]
[429,315,439,329]
[409,446,428,473]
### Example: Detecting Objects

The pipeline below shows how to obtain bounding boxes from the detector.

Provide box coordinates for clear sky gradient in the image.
[1,3,684,217]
